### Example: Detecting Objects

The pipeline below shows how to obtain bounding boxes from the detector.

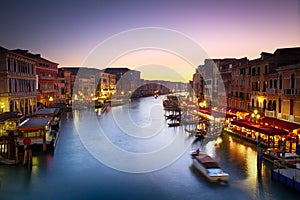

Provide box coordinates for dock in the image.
[271,161,300,192]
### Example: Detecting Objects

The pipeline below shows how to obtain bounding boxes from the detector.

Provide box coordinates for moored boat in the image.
[263,148,300,168]
[191,151,229,183]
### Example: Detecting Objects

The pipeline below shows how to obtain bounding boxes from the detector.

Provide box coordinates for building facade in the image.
[12,49,59,107]
[277,63,300,123]
[191,47,300,124]
[0,46,37,116]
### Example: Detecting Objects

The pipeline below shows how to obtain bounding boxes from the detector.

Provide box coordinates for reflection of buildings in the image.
[0,46,37,116]
[191,47,300,123]
[12,49,59,106]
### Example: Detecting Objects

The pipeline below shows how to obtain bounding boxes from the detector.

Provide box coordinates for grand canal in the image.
[0,96,299,200]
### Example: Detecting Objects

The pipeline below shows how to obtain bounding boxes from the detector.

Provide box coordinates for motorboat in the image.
[191,151,229,183]
[262,148,300,168]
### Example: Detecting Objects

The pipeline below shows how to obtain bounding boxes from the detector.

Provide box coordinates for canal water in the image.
[0,96,299,200]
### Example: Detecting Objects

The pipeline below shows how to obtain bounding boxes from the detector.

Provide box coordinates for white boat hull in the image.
[192,156,229,183]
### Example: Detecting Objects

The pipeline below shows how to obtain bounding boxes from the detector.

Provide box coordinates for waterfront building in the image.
[96,72,116,100]
[0,46,37,116]
[277,63,300,123]
[248,48,300,118]
[58,67,99,103]
[104,67,130,82]
[191,68,204,102]
[217,58,244,108]
[197,58,237,107]
[230,58,251,110]
[12,49,59,107]
[191,47,300,125]
[74,69,97,102]
[58,68,76,104]
[104,68,142,96]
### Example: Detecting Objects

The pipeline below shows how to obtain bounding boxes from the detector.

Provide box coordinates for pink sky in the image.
[1,0,299,81]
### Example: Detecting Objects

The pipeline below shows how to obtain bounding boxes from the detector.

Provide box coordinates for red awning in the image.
[227,108,245,114]
[231,120,288,136]
[198,108,236,119]
[260,117,300,132]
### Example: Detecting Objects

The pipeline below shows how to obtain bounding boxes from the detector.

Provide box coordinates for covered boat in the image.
[191,152,229,183]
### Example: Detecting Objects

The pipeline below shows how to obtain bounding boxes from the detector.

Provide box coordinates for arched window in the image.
[269,80,273,88]
[291,73,295,89]
[279,75,282,89]
[278,98,281,113]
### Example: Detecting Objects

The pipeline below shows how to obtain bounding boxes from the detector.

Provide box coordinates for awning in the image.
[260,117,300,132]
[227,108,245,114]
[35,108,60,117]
[198,108,236,119]
[231,120,288,136]
[17,117,52,131]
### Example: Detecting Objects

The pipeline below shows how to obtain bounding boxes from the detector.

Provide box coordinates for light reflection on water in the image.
[0,96,299,199]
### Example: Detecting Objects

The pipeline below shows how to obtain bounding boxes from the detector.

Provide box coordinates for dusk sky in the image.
[1,0,299,81]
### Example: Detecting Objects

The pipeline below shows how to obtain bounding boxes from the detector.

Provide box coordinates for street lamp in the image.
[251,109,260,124]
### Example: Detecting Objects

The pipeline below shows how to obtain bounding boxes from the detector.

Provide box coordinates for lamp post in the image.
[252,109,263,172]
[251,109,260,124]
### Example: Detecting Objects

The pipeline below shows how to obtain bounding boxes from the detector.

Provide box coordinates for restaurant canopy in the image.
[198,108,236,119]
[35,108,60,117]
[260,117,300,132]
[17,117,52,131]
[231,120,288,136]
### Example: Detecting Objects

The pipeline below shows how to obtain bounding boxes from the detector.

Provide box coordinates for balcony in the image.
[284,89,297,95]
[265,110,276,118]
[266,88,278,94]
